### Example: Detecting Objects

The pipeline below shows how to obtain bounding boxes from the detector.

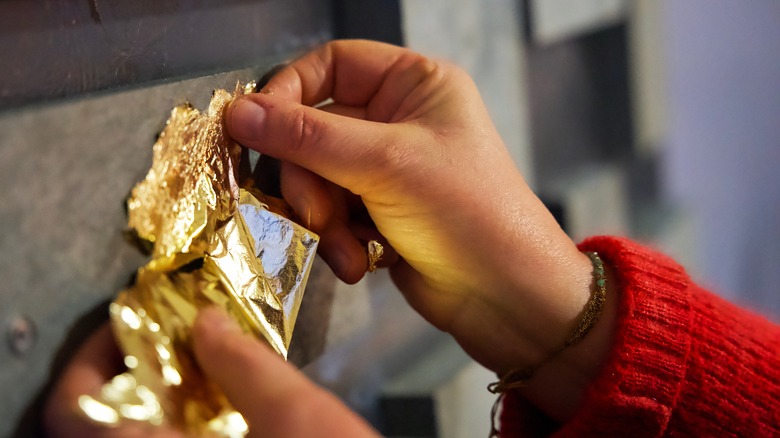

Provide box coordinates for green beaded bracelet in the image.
[565,251,607,346]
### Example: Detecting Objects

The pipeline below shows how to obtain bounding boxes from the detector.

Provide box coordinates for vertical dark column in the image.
[331,0,404,45]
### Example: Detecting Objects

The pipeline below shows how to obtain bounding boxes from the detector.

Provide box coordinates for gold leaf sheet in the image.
[79,84,319,437]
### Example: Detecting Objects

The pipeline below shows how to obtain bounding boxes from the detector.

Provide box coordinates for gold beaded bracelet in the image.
[487,251,607,436]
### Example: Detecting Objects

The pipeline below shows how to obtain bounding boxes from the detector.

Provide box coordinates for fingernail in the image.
[229,98,266,141]
[198,307,241,334]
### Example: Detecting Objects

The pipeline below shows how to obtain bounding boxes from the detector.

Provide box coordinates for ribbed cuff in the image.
[502,236,693,437]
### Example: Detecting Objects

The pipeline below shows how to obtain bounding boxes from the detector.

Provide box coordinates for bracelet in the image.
[487,251,607,436]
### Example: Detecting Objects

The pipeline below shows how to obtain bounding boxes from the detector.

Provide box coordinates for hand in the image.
[226,40,598,376]
[45,308,380,438]
[44,324,185,438]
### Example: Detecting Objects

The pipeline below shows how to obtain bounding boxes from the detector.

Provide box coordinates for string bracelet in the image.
[487,251,608,437]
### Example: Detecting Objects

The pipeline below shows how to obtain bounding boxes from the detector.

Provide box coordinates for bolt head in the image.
[7,315,37,356]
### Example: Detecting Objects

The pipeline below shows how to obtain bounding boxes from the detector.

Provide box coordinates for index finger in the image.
[263,40,419,108]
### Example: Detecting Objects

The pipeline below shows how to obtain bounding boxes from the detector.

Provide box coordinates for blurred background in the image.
[1,0,778,436]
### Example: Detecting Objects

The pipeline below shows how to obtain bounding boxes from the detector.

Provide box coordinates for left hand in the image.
[44,324,185,438]
[44,308,381,438]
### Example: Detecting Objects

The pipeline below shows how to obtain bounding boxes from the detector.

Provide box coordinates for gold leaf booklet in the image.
[79,83,319,437]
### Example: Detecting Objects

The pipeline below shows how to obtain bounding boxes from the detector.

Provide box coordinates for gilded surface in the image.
[80,84,319,436]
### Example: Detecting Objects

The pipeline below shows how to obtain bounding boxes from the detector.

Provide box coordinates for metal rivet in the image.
[7,315,37,356]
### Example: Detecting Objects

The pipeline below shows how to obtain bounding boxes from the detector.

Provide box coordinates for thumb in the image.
[192,307,379,438]
[226,93,409,194]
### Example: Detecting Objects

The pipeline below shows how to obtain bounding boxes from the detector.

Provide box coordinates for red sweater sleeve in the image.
[500,236,780,437]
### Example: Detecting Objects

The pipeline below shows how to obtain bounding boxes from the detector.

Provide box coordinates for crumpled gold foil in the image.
[79,84,319,437]
[367,240,383,273]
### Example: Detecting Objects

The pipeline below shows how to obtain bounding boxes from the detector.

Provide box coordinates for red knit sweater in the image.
[500,236,780,437]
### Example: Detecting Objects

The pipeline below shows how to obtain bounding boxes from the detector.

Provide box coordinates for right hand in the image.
[226,40,595,377]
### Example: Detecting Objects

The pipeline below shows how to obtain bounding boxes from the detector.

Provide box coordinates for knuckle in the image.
[432,59,473,88]
[285,107,326,154]
[399,52,438,75]
[375,131,424,174]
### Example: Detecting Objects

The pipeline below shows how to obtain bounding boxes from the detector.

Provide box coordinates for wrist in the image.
[518,263,619,421]
[447,221,597,376]
[493,243,597,374]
